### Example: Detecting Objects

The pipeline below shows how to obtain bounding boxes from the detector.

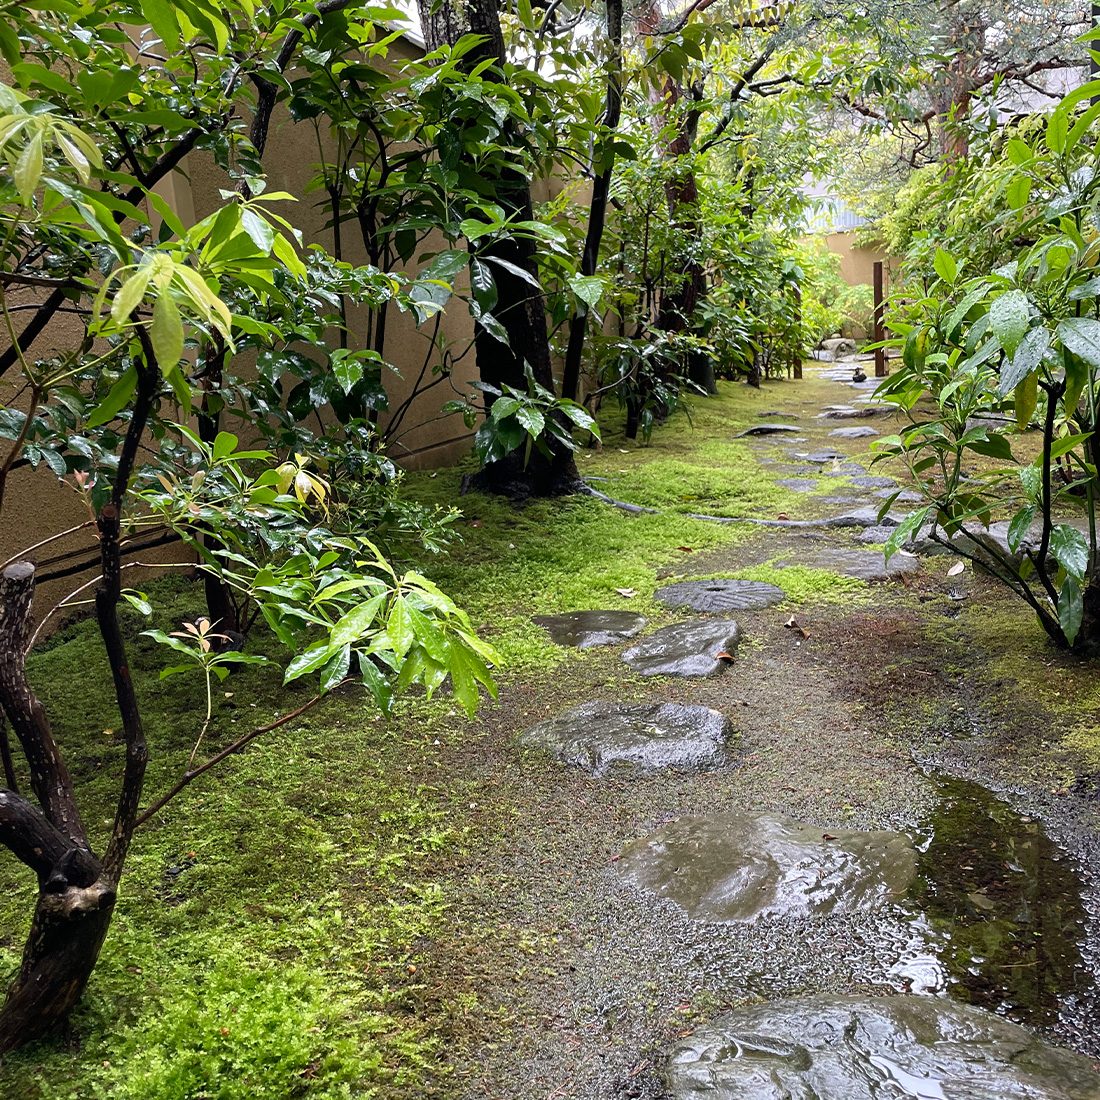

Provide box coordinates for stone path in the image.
[483,363,1100,1100]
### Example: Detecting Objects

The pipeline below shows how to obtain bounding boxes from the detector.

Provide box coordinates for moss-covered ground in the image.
[3,366,1100,1099]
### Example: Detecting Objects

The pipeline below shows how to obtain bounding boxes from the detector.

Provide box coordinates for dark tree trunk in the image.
[416,0,581,498]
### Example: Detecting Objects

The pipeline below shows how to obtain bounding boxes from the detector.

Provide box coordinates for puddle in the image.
[903,775,1094,1034]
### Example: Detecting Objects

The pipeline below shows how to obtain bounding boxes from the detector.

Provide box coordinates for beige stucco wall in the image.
[817,230,897,290]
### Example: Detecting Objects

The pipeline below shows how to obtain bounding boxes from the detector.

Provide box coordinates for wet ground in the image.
[426,363,1100,1099]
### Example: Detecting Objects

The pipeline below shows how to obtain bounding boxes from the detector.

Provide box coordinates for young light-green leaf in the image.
[150,292,184,374]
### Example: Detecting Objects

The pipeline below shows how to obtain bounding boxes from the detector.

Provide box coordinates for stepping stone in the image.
[847,475,896,489]
[655,578,785,612]
[825,506,903,529]
[828,425,879,439]
[665,994,1100,1100]
[819,406,892,420]
[531,610,645,648]
[873,487,923,502]
[775,478,818,492]
[791,449,844,463]
[857,524,899,545]
[833,463,867,476]
[616,812,916,922]
[622,620,742,678]
[734,423,802,437]
[518,700,732,777]
[774,548,918,580]
[756,410,799,418]
[820,496,866,505]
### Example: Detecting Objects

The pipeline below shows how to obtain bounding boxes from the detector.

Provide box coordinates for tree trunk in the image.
[416,0,581,498]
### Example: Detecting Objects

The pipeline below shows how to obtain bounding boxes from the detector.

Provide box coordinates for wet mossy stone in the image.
[828,425,879,439]
[774,548,918,581]
[734,423,803,437]
[665,994,1100,1100]
[616,813,916,922]
[655,579,785,612]
[848,475,897,489]
[622,620,742,678]
[775,478,819,492]
[791,449,844,463]
[518,700,732,777]
[531,610,645,648]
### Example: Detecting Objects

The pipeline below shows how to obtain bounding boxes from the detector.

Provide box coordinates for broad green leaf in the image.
[884,507,930,563]
[490,396,520,421]
[1050,524,1089,581]
[333,352,365,395]
[933,247,957,285]
[1045,108,1068,155]
[283,642,335,683]
[1014,371,1038,429]
[141,0,181,50]
[320,644,352,693]
[1007,505,1037,554]
[386,598,415,657]
[111,267,153,325]
[150,292,184,373]
[211,431,238,462]
[1059,575,1083,646]
[1058,317,1100,369]
[998,325,1048,397]
[329,594,386,647]
[13,128,43,204]
[989,290,1030,358]
[240,208,275,252]
[1050,432,1092,460]
[1006,175,1032,211]
[85,366,137,428]
[360,658,393,716]
[1006,138,1032,166]
[515,405,545,438]
[569,274,605,308]
[559,402,599,434]
[1020,464,1042,503]
[448,646,479,718]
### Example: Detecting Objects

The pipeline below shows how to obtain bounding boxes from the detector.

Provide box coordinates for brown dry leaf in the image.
[676,546,694,552]
[822,833,838,841]
[776,512,790,520]
[784,616,810,639]
[469,520,482,527]
[947,560,965,576]
[715,651,736,661]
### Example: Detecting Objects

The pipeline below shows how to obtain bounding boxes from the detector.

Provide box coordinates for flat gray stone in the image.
[775,478,819,492]
[655,579,786,612]
[825,506,903,529]
[518,700,732,776]
[873,488,923,502]
[833,463,867,476]
[735,423,802,437]
[792,449,844,464]
[829,425,880,439]
[756,410,799,418]
[848,475,897,489]
[857,525,900,545]
[622,620,742,678]
[775,548,918,581]
[666,994,1100,1100]
[818,406,893,420]
[531,610,645,648]
[617,813,916,922]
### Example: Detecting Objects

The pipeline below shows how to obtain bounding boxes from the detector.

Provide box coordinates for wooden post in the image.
[873,261,886,378]
[792,284,802,380]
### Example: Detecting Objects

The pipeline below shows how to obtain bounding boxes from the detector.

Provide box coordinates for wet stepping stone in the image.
[874,487,923,502]
[655,578,785,612]
[825,506,903,528]
[665,994,1100,1100]
[857,524,899,545]
[848,475,896,489]
[791,449,844,463]
[829,425,879,439]
[775,478,818,492]
[734,423,802,437]
[531,610,645,648]
[622,620,741,678]
[775,548,918,581]
[756,410,799,418]
[616,813,915,922]
[518,700,732,776]
[833,463,867,476]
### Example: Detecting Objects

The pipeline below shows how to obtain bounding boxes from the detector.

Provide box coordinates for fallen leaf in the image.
[776,512,790,520]
[676,546,694,552]
[715,651,736,661]
[470,520,482,527]
[947,561,965,576]
[822,833,838,841]
[784,616,810,639]
[614,587,636,597]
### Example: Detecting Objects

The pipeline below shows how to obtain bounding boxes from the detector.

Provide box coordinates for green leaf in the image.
[1020,464,1041,503]
[240,208,275,252]
[966,433,1015,461]
[333,352,365,395]
[569,274,605,309]
[1059,575,1083,646]
[1057,317,1100,369]
[515,405,544,438]
[1045,108,1068,155]
[1014,371,1038,429]
[1006,175,1032,211]
[211,431,238,462]
[329,594,385,647]
[386,598,415,657]
[1049,432,1092,460]
[559,402,599,434]
[1007,505,1037,554]
[470,257,497,311]
[998,325,1048,397]
[448,646,479,718]
[1006,138,1032,166]
[360,658,393,716]
[933,248,957,285]
[1050,524,1089,582]
[490,396,520,421]
[989,290,1030,358]
[150,292,184,373]
[884,507,930,563]
[283,643,335,683]
[424,249,468,282]
[13,128,43,204]
[320,644,352,693]
[141,0,181,50]
[85,366,137,428]
[111,268,152,325]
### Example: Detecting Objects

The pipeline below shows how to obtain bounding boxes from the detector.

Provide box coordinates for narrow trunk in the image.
[0,877,115,1052]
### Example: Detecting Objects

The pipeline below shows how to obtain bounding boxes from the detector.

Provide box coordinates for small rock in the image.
[775,478,819,492]
[775,548,918,580]
[734,423,803,437]
[847,475,896,489]
[792,449,844,464]
[622,620,742,678]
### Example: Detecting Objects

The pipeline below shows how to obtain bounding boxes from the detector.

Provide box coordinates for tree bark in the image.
[416,0,581,497]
